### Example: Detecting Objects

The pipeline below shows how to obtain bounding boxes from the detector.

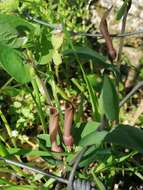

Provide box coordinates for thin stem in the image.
[31,79,47,132]
[71,78,88,98]
[0,78,13,92]
[26,84,47,133]
[35,74,52,106]
[55,65,60,82]
[117,0,132,61]
[0,135,10,149]
[119,81,143,107]
[0,109,16,147]
[49,64,64,127]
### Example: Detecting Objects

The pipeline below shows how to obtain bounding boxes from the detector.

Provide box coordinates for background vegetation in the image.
[0,0,143,189]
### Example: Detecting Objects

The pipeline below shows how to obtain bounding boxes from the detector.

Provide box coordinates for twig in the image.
[130,98,143,125]
[119,81,143,107]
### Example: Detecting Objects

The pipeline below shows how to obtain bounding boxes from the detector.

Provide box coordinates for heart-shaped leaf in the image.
[0,43,31,83]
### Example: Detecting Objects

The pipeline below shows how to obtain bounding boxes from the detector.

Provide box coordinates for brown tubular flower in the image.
[63,102,74,147]
[49,107,62,152]
[99,6,116,61]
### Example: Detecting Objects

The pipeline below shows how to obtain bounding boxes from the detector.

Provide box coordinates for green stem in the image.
[0,109,16,147]
[49,65,64,127]
[35,75,52,106]
[55,65,60,82]
[31,79,47,133]
[71,78,88,98]
[0,78,14,94]
[0,135,10,149]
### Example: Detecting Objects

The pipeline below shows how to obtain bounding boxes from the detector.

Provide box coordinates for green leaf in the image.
[9,148,67,158]
[8,148,33,156]
[0,43,31,84]
[63,46,107,66]
[87,74,97,88]
[116,1,128,20]
[0,14,33,47]
[80,121,100,138]
[52,50,62,66]
[56,85,69,100]
[0,14,33,31]
[0,140,8,157]
[80,65,100,121]
[38,133,61,147]
[0,23,17,46]
[25,150,52,157]
[79,130,108,147]
[0,178,13,185]
[8,148,53,157]
[38,49,53,65]
[1,87,20,96]
[51,33,64,50]
[37,134,51,147]
[73,121,99,145]
[105,125,143,152]
[92,173,106,190]
[79,147,111,167]
[37,29,53,64]
[100,75,119,121]
[0,22,28,48]
[2,185,38,190]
